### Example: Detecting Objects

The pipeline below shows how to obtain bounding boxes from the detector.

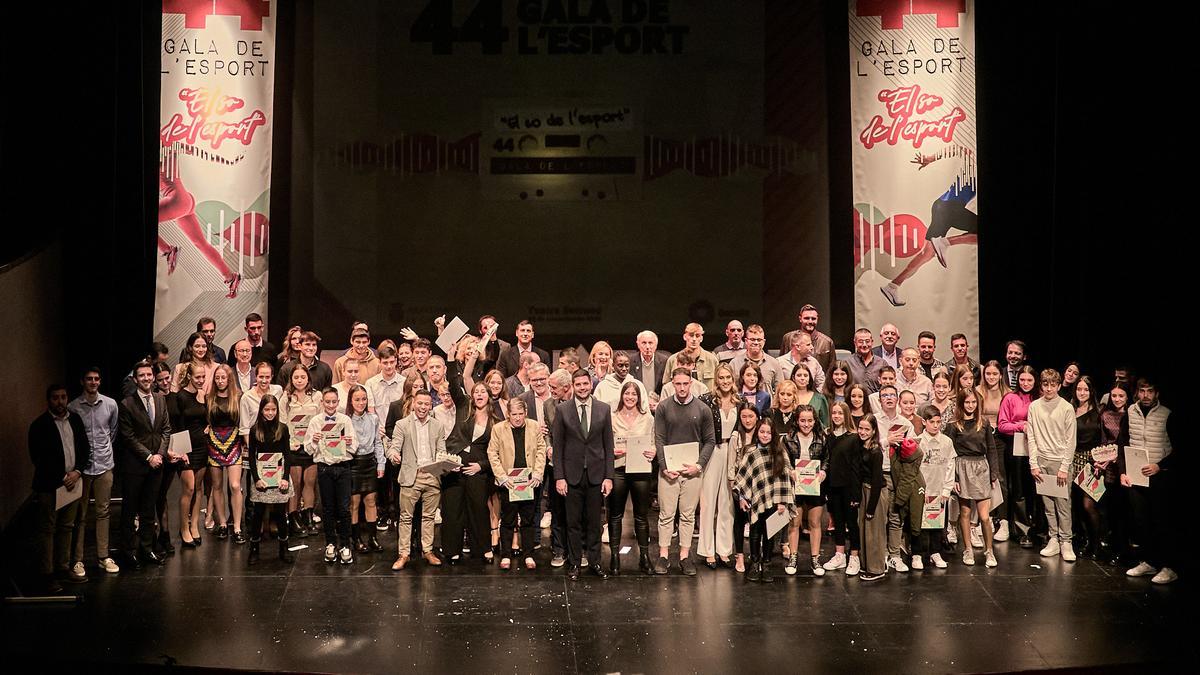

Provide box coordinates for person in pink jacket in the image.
[997,365,1038,548]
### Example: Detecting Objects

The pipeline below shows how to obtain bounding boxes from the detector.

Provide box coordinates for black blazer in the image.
[28,411,91,493]
[628,352,669,389]
[496,344,551,379]
[117,392,172,475]
[226,340,278,372]
[551,397,614,486]
[518,390,559,465]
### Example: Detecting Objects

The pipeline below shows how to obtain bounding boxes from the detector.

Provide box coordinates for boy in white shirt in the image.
[1026,369,1077,561]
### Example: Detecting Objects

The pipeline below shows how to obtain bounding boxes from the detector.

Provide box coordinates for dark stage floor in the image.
[3,505,1189,674]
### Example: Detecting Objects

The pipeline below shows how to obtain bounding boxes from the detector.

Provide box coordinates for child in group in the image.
[889,437,926,573]
[856,414,887,581]
[914,404,955,569]
[306,387,359,564]
[734,418,796,583]
[823,402,862,575]
[246,395,294,565]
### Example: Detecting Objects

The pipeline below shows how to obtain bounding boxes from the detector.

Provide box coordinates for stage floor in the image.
[3,510,1188,674]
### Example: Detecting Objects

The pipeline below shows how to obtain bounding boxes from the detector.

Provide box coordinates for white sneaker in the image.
[1126,561,1158,577]
[880,283,906,307]
[540,511,552,529]
[1151,568,1178,585]
[993,519,1010,542]
[947,524,959,544]
[1060,543,1076,562]
[785,553,798,575]
[434,508,442,525]
[962,549,975,566]
[811,556,825,576]
[339,546,353,564]
[324,544,336,563]
[69,562,87,580]
[1040,540,1060,557]
[100,557,120,574]
[930,553,947,569]
[985,551,998,568]
[601,525,610,543]
[846,555,861,576]
[823,552,847,570]
[911,555,924,571]
[887,555,909,573]
[970,525,984,549]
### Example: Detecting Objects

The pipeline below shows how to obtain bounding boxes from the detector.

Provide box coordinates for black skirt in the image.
[351,454,378,495]
[187,449,208,471]
[288,445,314,469]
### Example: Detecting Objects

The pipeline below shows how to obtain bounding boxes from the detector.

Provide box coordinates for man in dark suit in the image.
[552,370,614,580]
[628,330,669,413]
[28,383,92,593]
[496,320,551,379]
[117,360,172,568]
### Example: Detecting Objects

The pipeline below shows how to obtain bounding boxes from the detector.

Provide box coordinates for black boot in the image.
[366,522,384,552]
[248,540,260,566]
[278,536,294,563]
[352,523,367,554]
[746,558,761,582]
[635,521,652,575]
[761,559,775,583]
[610,551,621,576]
[304,508,320,536]
[288,511,307,538]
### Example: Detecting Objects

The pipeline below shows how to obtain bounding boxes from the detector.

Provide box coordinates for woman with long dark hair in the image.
[734,417,795,582]
[442,382,499,564]
[346,385,385,554]
[727,402,760,573]
[1070,375,1103,558]
[246,395,294,565]
[282,365,321,538]
[998,365,1039,548]
[609,381,656,574]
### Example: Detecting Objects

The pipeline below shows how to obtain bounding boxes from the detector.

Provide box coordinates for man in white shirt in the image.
[231,339,255,393]
[387,391,447,570]
[874,384,915,572]
[1026,368,1077,562]
[367,346,406,430]
[68,367,121,577]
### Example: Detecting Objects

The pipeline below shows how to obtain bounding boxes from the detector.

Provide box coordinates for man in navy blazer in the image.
[28,383,92,592]
[552,370,614,580]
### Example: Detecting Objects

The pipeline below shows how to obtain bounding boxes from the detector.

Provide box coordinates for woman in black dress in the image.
[169,363,211,547]
[246,394,294,564]
[442,382,498,564]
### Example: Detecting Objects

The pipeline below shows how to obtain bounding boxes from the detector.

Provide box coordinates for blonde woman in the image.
[697,364,742,568]
[587,341,614,384]
[206,364,244,542]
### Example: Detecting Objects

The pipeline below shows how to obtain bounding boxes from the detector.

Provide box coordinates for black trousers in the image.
[607,468,652,549]
[565,480,603,566]
[732,501,749,556]
[1001,436,1039,532]
[248,502,288,542]
[1128,475,1175,568]
[548,470,567,555]
[120,469,163,557]
[317,463,352,547]
[440,473,491,559]
[747,513,776,563]
[827,485,860,550]
[377,461,401,521]
[498,489,537,557]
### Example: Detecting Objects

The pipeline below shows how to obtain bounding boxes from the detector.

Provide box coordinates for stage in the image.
[2,511,1186,673]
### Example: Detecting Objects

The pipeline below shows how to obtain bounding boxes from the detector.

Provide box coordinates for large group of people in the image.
[26,306,1178,593]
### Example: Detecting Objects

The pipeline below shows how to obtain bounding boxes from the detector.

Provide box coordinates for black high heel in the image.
[181,531,198,548]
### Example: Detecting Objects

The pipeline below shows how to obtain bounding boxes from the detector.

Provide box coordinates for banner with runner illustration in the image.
[155,0,276,352]
[849,0,978,359]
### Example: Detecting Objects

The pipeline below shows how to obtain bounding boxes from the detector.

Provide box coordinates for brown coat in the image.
[487,419,547,481]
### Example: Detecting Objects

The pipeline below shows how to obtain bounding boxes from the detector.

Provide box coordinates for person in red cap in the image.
[890,436,926,572]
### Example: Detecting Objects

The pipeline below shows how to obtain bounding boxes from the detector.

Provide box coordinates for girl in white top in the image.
[281,365,321,537]
[608,381,656,575]
[240,362,284,441]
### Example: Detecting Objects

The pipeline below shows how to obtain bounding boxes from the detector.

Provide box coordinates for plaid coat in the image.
[734,444,795,524]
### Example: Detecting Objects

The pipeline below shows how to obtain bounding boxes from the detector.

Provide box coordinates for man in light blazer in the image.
[552,370,615,580]
[487,399,547,569]
[117,360,172,569]
[519,365,570,563]
[386,390,448,570]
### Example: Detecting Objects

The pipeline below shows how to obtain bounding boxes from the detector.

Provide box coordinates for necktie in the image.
[144,395,154,422]
[579,403,589,436]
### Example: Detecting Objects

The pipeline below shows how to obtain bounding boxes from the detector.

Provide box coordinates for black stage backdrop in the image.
[0,1,1179,523]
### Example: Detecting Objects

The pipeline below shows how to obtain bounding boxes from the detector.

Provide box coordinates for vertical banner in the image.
[849,0,978,359]
[156,1,276,353]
